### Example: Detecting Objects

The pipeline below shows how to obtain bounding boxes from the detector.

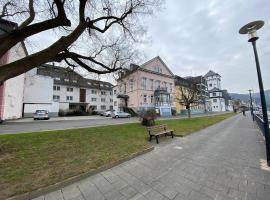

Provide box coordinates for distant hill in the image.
[230,89,270,108]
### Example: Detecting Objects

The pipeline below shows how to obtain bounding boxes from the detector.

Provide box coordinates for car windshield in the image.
[36,110,47,114]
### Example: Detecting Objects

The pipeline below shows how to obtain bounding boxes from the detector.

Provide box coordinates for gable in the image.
[140,56,174,76]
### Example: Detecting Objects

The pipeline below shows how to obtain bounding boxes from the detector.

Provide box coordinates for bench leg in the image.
[149,135,152,141]
[155,135,159,144]
[171,131,174,138]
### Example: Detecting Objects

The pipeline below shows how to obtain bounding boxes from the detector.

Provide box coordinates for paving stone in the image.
[44,190,63,200]
[31,114,270,200]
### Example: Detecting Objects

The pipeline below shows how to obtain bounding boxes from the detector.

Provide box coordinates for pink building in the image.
[113,56,175,116]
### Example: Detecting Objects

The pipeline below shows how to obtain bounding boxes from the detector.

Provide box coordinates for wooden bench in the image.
[147,124,174,144]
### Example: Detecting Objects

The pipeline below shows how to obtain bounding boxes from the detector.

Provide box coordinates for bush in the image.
[140,109,157,126]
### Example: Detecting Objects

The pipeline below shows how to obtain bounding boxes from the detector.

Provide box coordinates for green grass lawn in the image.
[0,112,235,199]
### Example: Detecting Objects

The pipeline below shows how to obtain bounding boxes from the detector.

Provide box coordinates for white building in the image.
[204,70,226,112]
[0,19,27,120]
[23,65,113,117]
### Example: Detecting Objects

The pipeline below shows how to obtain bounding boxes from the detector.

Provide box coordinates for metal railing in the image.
[254,113,265,136]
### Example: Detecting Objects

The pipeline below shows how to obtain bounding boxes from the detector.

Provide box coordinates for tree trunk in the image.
[188,108,191,118]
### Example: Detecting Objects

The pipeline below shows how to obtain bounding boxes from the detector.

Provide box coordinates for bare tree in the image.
[0,0,161,83]
[176,85,200,118]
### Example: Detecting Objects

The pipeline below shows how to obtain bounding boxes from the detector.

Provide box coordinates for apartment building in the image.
[113,56,175,116]
[23,65,113,117]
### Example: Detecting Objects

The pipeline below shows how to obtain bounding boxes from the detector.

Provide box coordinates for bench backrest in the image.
[147,125,167,134]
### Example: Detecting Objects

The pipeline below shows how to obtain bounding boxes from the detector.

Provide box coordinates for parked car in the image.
[33,110,50,120]
[0,117,3,124]
[111,111,131,118]
[100,110,112,117]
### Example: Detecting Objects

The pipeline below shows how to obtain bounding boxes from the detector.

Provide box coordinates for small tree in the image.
[140,109,157,126]
[176,86,199,118]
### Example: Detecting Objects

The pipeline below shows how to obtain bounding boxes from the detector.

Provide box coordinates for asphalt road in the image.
[0,117,139,134]
[0,112,229,134]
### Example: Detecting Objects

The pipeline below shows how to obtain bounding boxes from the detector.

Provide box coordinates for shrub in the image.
[140,109,157,126]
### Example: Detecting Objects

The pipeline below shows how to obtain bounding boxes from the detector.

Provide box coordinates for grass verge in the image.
[0,112,235,199]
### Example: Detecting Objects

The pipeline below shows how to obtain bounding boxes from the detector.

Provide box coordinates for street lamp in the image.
[248,89,254,121]
[239,20,270,166]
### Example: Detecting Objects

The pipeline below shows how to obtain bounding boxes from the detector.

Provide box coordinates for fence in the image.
[254,113,270,136]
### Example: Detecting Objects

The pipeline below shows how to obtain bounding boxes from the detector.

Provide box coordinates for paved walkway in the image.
[33,114,270,200]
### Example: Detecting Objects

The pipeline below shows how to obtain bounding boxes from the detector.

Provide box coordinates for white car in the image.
[33,110,50,120]
[111,111,131,118]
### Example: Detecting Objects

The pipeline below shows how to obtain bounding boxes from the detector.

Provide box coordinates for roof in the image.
[118,56,174,81]
[208,87,222,92]
[204,70,221,78]
[37,64,114,90]
[185,76,207,85]
[140,56,174,76]
[174,75,194,88]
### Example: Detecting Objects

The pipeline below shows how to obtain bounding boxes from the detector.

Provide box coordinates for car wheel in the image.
[115,115,119,118]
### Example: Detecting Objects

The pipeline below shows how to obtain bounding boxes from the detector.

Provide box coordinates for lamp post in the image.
[239,20,270,166]
[248,89,254,121]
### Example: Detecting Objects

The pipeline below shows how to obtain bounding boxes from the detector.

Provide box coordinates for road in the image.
[0,112,228,134]
[32,113,270,200]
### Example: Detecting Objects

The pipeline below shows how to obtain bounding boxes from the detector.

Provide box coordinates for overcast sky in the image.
[139,0,270,94]
[27,0,270,94]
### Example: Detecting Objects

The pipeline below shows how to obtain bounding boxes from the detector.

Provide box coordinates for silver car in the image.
[111,111,131,118]
[33,110,50,120]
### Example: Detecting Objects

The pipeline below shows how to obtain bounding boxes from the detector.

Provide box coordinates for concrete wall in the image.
[1,43,26,120]
[24,75,53,103]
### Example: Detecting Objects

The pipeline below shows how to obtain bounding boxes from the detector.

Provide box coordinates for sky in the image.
[27,0,270,94]
[139,0,270,94]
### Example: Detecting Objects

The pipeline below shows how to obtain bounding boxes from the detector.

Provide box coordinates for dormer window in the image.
[64,78,69,82]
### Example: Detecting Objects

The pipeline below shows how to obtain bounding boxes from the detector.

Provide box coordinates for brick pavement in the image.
[33,114,270,200]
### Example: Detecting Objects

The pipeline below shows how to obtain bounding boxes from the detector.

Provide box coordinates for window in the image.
[101,105,106,110]
[150,79,154,90]
[101,98,106,102]
[150,95,154,104]
[155,80,161,89]
[66,96,73,101]
[213,92,216,97]
[101,91,106,95]
[169,83,172,92]
[141,77,147,90]
[130,79,134,92]
[53,95,60,102]
[64,78,69,82]
[124,83,127,93]
[91,98,97,102]
[110,91,113,95]
[53,85,60,91]
[154,66,162,73]
[143,95,147,103]
[72,80,77,83]
[91,90,97,94]
[114,90,117,95]
[114,101,117,106]
[87,82,91,85]
[209,83,212,87]
[54,77,60,81]
[69,105,76,110]
[110,99,113,102]
[213,99,217,103]
[67,87,73,92]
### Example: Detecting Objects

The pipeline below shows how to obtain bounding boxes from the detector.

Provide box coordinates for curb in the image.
[7,146,154,200]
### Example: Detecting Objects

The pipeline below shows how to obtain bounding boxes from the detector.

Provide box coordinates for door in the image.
[80,89,86,102]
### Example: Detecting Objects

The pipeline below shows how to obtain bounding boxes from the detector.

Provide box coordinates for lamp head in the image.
[239,20,264,42]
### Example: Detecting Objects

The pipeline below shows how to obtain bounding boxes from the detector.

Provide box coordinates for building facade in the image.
[113,56,175,116]
[23,65,113,117]
[204,70,226,112]
[0,19,27,120]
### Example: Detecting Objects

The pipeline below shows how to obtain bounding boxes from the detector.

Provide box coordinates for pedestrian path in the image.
[33,114,270,200]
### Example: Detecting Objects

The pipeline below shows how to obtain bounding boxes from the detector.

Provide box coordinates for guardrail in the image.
[254,113,265,136]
